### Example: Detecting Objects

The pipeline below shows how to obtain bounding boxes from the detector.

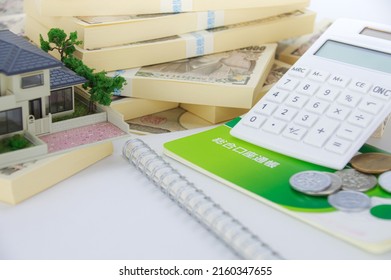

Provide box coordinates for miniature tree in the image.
[40,28,82,61]
[39,28,126,110]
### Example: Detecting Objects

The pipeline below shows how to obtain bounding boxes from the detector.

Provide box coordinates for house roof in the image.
[0,29,62,75]
[50,67,87,90]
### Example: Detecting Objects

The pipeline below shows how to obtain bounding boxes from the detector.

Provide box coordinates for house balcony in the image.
[0,90,17,111]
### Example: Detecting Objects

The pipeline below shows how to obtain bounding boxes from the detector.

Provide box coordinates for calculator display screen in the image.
[314,40,391,74]
[361,27,391,41]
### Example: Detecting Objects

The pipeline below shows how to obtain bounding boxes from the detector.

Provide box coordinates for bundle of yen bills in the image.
[22,0,319,134]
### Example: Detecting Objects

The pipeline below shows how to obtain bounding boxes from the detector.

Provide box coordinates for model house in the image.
[0,29,86,137]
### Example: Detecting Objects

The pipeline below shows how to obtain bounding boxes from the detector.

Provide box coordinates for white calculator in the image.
[230,18,391,170]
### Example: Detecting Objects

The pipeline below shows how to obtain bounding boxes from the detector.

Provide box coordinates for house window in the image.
[49,87,73,114]
[0,108,23,136]
[21,73,44,89]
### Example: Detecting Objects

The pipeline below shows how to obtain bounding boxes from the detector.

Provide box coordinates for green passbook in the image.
[163,118,391,254]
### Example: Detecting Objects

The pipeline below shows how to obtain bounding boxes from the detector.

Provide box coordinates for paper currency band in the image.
[197,11,225,30]
[181,31,214,57]
[160,0,193,13]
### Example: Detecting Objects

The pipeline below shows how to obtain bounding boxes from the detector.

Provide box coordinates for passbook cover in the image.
[163,118,391,254]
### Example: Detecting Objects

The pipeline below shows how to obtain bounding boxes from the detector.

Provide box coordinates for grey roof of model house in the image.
[50,67,87,90]
[0,29,86,88]
[0,29,62,75]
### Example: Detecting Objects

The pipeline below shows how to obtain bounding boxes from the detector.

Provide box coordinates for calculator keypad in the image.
[237,65,390,169]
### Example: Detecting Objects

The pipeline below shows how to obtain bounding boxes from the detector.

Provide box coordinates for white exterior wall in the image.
[0,69,52,134]
[0,74,6,95]
[0,74,16,112]
[11,69,51,103]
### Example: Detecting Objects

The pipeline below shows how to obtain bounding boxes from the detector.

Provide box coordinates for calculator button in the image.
[316,85,340,102]
[303,117,340,147]
[326,104,351,120]
[348,79,372,93]
[242,113,266,129]
[288,66,310,78]
[304,98,329,114]
[369,84,391,100]
[273,105,298,122]
[347,109,373,128]
[284,94,309,109]
[264,89,290,103]
[325,136,351,154]
[358,96,383,114]
[308,69,330,82]
[296,80,319,96]
[328,74,351,88]
[254,101,278,116]
[276,76,300,91]
[262,118,287,134]
[282,124,307,141]
[293,111,318,127]
[336,91,362,107]
[336,123,362,141]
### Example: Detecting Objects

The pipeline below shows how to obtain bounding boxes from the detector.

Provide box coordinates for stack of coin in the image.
[289,169,374,212]
[350,152,391,194]
[350,153,391,174]
[289,171,341,196]
[327,190,371,213]
[289,152,391,212]
[378,171,391,193]
[330,168,377,212]
[335,168,377,192]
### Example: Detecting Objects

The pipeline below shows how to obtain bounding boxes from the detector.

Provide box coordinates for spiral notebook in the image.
[122,138,283,260]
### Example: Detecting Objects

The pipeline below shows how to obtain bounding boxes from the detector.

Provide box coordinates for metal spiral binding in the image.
[123,138,283,260]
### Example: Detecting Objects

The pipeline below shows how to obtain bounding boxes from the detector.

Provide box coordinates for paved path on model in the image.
[39,122,127,153]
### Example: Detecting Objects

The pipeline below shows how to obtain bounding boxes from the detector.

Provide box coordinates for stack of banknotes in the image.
[15,0,320,133]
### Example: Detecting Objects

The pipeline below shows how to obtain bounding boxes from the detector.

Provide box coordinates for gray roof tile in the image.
[0,29,62,75]
[50,67,87,90]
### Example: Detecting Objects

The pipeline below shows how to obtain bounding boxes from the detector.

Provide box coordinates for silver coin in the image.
[306,172,342,196]
[289,171,331,193]
[328,190,371,212]
[335,168,377,192]
[378,171,391,193]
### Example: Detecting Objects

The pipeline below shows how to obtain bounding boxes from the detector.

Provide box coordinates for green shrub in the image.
[8,134,31,150]
[0,134,32,154]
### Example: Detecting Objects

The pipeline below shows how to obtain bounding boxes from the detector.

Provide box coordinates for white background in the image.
[310,0,391,25]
